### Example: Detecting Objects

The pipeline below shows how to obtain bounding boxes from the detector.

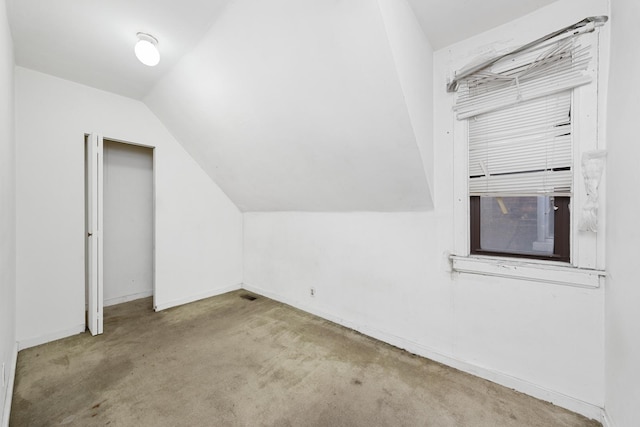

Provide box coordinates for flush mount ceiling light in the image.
[135,32,160,66]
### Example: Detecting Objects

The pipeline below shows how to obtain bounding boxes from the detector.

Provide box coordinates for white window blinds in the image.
[469,93,572,196]
[454,38,591,120]
[454,35,593,197]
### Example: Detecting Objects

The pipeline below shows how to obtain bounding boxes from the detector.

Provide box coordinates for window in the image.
[470,195,570,262]
[453,32,594,263]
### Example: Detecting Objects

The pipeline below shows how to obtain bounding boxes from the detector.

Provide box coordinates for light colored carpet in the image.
[11,290,600,426]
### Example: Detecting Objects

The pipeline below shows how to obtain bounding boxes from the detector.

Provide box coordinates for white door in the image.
[87,133,104,335]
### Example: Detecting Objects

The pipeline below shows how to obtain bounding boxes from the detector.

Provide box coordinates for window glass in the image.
[479,196,556,256]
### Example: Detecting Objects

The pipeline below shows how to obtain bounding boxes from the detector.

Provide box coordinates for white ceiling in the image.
[7,0,557,99]
[407,0,558,49]
[144,0,434,211]
[7,0,231,99]
[6,0,559,212]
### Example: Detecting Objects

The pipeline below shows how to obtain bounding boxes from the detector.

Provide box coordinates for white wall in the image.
[103,141,153,306]
[244,0,608,419]
[377,0,434,195]
[604,0,640,425]
[15,67,243,348]
[0,0,16,423]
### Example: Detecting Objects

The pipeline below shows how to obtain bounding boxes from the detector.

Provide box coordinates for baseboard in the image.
[602,410,615,427]
[154,284,242,312]
[242,282,604,423]
[17,324,86,351]
[1,342,18,427]
[104,290,153,307]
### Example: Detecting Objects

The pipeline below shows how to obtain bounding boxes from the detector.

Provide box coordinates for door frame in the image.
[85,134,157,334]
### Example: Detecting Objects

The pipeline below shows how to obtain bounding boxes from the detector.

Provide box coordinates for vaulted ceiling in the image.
[7,0,557,211]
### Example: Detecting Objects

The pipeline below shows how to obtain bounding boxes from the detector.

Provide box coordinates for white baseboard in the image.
[154,284,242,312]
[242,282,604,423]
[602,410,615,427]
[17,324,86,351]
[104,290,153,307]
[2,342,18,427]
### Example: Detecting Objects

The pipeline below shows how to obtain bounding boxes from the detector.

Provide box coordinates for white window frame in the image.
[450,29,607,288]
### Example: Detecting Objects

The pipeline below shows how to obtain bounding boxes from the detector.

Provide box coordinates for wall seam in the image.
[376,0,434,200]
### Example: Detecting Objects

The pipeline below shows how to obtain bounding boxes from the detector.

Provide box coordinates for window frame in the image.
[448,28,607,283]
[469,195,571,263]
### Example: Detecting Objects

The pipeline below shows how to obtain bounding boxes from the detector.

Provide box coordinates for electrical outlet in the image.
[310,287,316,297]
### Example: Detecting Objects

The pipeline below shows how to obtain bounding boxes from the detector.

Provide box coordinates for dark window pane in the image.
[479,196,556,256]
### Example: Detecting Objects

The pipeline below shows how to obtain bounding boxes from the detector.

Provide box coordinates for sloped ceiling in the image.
[144,0,433,211]
[7,0,559,212]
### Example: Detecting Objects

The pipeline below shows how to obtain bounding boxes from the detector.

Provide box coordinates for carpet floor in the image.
[10,290,600,426]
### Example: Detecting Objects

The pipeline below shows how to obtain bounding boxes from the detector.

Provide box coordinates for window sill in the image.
[450,255,605,288]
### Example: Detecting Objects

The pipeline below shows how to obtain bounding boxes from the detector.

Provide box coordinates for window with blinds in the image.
[468,92,572,197]
[454,34,594,262]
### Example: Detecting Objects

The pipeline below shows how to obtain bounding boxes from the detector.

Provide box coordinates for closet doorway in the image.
[85,135,155,335]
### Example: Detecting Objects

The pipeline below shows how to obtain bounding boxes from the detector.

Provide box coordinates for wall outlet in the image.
[310,287,316,297]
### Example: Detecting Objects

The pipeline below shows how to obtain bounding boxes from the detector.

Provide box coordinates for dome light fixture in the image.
[135,32,160,66]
